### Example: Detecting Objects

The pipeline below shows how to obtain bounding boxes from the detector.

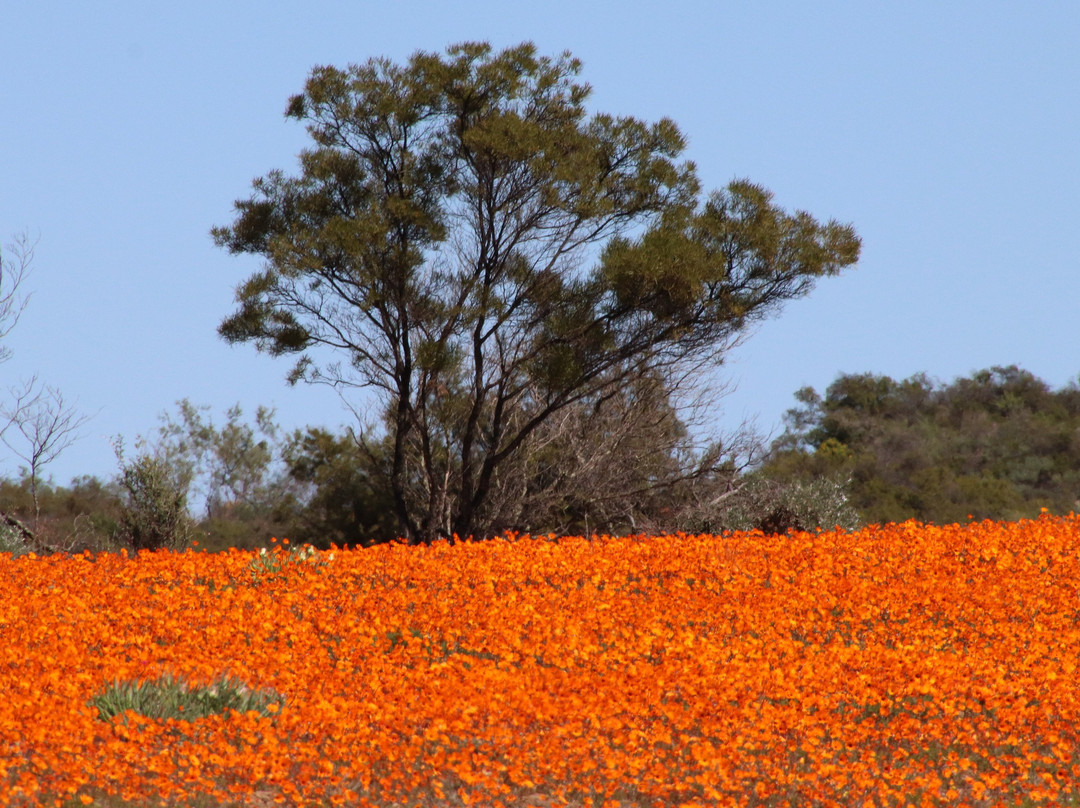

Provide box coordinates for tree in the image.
[1,232,90,535]
[762,366,1080,525]
[214,42,861,543]
[152,399,284,522]
[278,427,399,548]
[2,380,90,524]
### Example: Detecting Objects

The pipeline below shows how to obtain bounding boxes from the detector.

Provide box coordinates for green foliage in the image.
[114,443,195,551]
[762,365,1080,525]
[129,401,306,552]
[214,41,860,543]
[0,473,121,553]
[90,671,284,724]
[278,427,400,547]
[154,400,283,522]
[246,540,333,585]
[115,403,399,552]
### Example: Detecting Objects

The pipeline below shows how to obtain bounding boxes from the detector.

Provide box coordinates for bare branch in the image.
[2,381,91,524]
[0,231,38,365]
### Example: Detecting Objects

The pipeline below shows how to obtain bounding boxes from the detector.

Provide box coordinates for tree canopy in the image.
[763,365,1080,525]
[214,41,860,542]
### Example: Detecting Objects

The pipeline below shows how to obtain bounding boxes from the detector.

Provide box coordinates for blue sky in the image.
[2,2,1079,486]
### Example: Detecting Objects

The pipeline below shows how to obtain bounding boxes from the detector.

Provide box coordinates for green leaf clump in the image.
[90,671,285,724]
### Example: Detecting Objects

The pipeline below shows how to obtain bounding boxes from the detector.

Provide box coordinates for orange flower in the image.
[1,516,1079,805]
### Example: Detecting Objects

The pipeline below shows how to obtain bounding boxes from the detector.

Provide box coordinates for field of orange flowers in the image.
[2,516,1080,807]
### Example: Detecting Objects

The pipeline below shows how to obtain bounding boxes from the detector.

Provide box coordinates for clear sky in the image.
[3,1,1079,487]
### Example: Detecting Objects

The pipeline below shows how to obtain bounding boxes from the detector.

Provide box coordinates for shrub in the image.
[0,516,31,557]
[114,449,194,551]
[721,473,861,533]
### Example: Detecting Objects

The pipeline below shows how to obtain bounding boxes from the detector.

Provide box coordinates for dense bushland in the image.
[0,397,855,553]
[762,365,1080,525]
[9,364,1080,553]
